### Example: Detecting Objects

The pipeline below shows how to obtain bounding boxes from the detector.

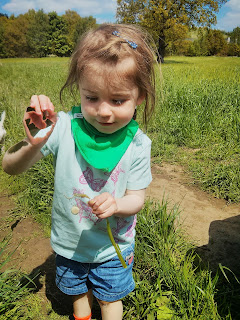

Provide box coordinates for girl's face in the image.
[79,58,144,134]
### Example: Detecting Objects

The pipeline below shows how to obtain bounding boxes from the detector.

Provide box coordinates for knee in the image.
[97,299,122,309]
[97,299,110,308]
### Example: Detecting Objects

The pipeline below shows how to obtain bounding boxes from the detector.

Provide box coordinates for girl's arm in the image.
[116,189,145,217]
[88,189,146,219]
[2,139,43,175]
[2,95,56,175]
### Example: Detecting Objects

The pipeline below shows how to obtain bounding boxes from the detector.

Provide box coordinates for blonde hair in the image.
[60,23,157,126]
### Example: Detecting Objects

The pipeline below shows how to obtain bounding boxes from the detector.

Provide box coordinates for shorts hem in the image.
[92,281,135,302]
[56,280,89,296]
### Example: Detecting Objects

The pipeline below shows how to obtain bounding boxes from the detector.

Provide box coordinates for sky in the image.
[0,0,239,32]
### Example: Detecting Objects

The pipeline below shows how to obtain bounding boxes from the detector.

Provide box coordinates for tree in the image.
[48,11,71,56]
[116,0,227,62]
[3,14,29,57]
[62,11,96,52]
[230,27,240,45]
[0,15,8,57]
[164,23,189,55]
[205,29,228,55]
[26,9,49,57]
[227,43,240,57]
[73,16,96,46]
[62,10,81,52]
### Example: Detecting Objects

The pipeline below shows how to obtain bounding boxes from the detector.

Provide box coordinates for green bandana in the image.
[71,106,139,172]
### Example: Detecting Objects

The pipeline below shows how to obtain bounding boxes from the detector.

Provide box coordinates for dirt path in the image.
[147,163,240,274]
[1,162,240,316]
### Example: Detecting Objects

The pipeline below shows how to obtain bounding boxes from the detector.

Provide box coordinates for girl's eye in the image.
[112,99,124,105]
[86,96,98,102]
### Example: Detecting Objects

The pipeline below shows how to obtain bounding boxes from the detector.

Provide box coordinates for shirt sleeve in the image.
[126,136,152,190]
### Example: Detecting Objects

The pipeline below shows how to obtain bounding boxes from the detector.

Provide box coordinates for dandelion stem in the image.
[107,218,127,268]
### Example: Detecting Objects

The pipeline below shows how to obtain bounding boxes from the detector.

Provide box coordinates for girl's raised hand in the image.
[23,95,57,146]
[88,192,118,219]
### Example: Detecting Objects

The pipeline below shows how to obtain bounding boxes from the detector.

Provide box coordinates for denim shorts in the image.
[55,244,135,302]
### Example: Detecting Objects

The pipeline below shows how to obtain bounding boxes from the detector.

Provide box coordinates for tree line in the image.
[0,6,239,60]
[0,10,96,58]
[117,0,240,61]
[167,27,240,57]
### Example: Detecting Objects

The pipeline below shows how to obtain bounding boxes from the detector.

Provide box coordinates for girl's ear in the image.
[137,94,145,106]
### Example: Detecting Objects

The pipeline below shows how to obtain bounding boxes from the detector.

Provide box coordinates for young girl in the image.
[2,24,157,320]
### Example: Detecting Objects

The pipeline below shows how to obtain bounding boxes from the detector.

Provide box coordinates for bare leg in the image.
[73,289,93,318]
[97,299,123,320]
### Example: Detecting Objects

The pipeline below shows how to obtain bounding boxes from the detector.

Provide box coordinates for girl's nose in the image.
[97,102,112,117]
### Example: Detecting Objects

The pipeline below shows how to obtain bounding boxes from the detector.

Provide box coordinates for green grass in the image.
[0,57,74,231]
[124,201,220,319]
[149,56,240,202]
[1,56,240,318]
[0,237,35,319]
[1,56,240,203]
[123,200,240,320]
[1,200,239,319]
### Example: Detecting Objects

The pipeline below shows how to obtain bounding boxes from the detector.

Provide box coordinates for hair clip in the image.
[112,30,138,49]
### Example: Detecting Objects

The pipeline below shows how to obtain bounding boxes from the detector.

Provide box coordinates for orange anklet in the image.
[73,312,92,320]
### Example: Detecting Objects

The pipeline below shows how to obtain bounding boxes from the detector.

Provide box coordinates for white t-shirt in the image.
[39,111,152,263]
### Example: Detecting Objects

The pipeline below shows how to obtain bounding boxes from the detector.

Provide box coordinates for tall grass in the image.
[124,200,221,319]
[1,56,240,203]
[0,237,34,319]
[1,56,240,318]
[123,200,240,319]
[148,56,240,202]
[0,57,74,228]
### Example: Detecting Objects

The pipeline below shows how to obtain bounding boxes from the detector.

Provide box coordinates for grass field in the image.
[150,56,240,202]
[0,56,240,319]
[1,56,240,203]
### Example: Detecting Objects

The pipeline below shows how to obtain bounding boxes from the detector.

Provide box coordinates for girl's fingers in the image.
[30,95,55,113]
[30,95,41,114]
[38,95,54,112]
[93,201,110,213]
[88,198,97,208]
[89,193,109,210]
[95,204,117,219]
[24,95,57,145]
[89,193,117,218]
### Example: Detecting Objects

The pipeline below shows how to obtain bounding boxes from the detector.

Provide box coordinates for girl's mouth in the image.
[98,122,114,126]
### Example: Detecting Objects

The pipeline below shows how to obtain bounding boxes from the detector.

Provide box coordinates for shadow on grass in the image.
[190,214,240,319]
[21,254,101,319]
[196,215,240,275]
[163,59,191,64]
